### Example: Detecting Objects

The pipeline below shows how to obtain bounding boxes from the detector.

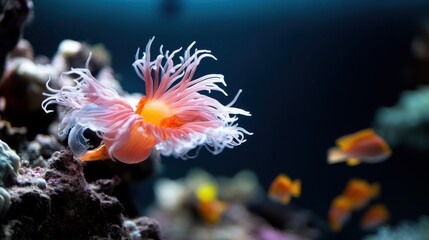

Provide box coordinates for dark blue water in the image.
[25,1,429,239]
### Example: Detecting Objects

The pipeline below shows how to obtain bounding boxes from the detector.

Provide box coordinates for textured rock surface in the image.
[2,150,125,239]
[0,150,163,240]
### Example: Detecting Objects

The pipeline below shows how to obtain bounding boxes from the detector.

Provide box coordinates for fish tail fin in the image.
[292,179,301,198]
[346,158,360,166]
[327,147,347,164]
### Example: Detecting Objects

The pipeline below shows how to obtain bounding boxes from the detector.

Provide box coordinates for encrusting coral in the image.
[0,139,18,219]
[0,139,20,187]
[363,216,429,240]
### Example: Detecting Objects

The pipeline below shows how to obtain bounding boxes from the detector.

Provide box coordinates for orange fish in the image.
[328,128,391,166]
[360,204,390,230]
[197,200,228,224]
[268,174,301,204]
[328,195,354,232]
[342,179,380,210]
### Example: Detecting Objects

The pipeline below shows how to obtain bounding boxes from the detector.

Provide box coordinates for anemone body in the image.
[42,38,251,164]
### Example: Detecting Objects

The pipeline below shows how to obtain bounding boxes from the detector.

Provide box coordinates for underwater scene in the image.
[2,0,429,239]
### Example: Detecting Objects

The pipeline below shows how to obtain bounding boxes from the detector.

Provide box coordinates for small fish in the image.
[342,179,380,210]
[197,200,228,224]
[195,183,227,224]
[360,204,390,230]
[328,195,354,232]
[268,174,301,204]
[328,128,391,166]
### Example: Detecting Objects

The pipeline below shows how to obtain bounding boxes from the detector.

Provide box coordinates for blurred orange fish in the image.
[197,200,228,224]
[328,128,391,166]
[342,179,380,210]
[268,174,301,204]
[360,204,390,230]
[328,195,354,232]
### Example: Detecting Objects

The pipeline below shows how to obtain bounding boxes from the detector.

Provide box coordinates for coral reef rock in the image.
[0,150,162,240]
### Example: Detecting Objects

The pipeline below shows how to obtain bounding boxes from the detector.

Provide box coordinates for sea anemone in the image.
[42,38,251,164]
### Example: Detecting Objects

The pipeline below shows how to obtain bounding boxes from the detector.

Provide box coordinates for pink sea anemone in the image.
[42,38,252,164]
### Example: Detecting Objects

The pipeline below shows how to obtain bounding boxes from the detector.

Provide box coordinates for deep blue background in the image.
[25,1,429,239]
